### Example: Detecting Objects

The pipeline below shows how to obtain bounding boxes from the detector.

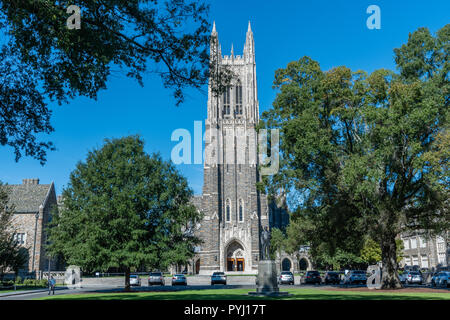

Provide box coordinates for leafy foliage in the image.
[269,227,286,260]
[46,136,202,290]
[360,238,404,265]
[261,25,449,288]
[0,0,215,163]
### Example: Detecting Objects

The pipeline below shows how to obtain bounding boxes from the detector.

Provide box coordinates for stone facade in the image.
[400,231,449,270]
[3,179,58,276]
[190,23,289,275]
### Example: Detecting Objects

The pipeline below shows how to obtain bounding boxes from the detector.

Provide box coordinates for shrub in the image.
[39,279,48,287]
[15,276,22,284]
[23,278,35,286]
[2,280,14,286]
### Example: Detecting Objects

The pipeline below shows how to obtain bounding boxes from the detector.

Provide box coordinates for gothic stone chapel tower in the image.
[193,22,270,275]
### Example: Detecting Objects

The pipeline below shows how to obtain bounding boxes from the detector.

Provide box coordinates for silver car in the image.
[343,270,367,285]
[129,274,141,286]
[278,271,295,285]
[172,274,187,286]
[404,271,423,285]
[148,272,165,286]
[211,272,227,285]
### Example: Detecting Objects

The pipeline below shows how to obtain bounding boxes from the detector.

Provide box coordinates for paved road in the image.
[1,280,447,300]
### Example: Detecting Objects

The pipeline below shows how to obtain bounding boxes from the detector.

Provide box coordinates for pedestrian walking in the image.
[48,276,56,295]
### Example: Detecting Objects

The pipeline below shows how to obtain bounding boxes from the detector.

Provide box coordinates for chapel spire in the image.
[244,21,255,62]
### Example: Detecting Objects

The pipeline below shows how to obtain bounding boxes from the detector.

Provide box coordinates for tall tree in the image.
[46,136,202,291]
[270,228,286,260]
[261,25,449,288]
[0,182,28,279]
[360,238,404,266]
[0,0,216,163]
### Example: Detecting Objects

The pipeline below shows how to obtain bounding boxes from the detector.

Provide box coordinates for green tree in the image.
[360,238,404,266]
[47,136,202,291]
[270,228,286,260]
[282,213,365,270]
[0,182,28,279]
[360,239,382,265]
[261,25,449,288]
[0,0,214,163]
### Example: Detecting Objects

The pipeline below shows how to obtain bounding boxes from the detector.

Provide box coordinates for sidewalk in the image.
[0,287,68,298]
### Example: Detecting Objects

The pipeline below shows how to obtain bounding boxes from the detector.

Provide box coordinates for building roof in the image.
[3,179,53,213]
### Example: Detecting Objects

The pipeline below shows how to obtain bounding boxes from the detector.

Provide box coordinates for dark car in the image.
[302,271,322,285]
[211,272,227,285]
[323,271,340,285]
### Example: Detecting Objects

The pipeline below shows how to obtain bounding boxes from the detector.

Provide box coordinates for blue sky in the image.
[0,0,449,195]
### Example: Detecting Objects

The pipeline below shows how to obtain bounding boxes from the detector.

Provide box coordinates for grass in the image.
[36,288,450,300]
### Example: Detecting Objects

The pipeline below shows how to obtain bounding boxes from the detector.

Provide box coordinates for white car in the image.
[129,274,141,286]
[436,271,450,288]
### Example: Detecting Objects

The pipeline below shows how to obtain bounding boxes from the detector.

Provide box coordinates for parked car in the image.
[343,270,367,285]
[302,271,322,285]
[278,271,295,285]
[399,272,408,284]
[172,274,187,286]
[404,271,423,285]
[129,274,141,286]
[430,272,440,287]
[436,271,450,288]
[323,271,340,285]
[211,272,227,285]
[148,272,165,286]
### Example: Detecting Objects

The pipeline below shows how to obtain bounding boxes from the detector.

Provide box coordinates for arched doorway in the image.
[225,240,245,272]
[195,259,200,274]
[299,257,309,271]
[282,258,292,271]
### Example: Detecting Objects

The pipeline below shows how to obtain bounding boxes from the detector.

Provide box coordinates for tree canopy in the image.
[261,25,449,288]
[47,136,202,290]
[0,0,213,163]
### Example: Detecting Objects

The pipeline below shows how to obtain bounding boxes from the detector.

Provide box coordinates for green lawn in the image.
[36,288,450,300]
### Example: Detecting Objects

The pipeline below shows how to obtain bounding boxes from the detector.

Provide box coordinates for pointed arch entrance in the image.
[282,258,292,271]
[225,240,245,272]
[299,257,309,271]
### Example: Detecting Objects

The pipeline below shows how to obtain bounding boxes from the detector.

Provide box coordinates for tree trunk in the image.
[124,268,131,292]
[380,233,402,289]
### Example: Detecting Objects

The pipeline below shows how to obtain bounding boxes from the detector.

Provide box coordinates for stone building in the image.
[190,22,290,275]
[3,179,58,277]
[400,231,449,270]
